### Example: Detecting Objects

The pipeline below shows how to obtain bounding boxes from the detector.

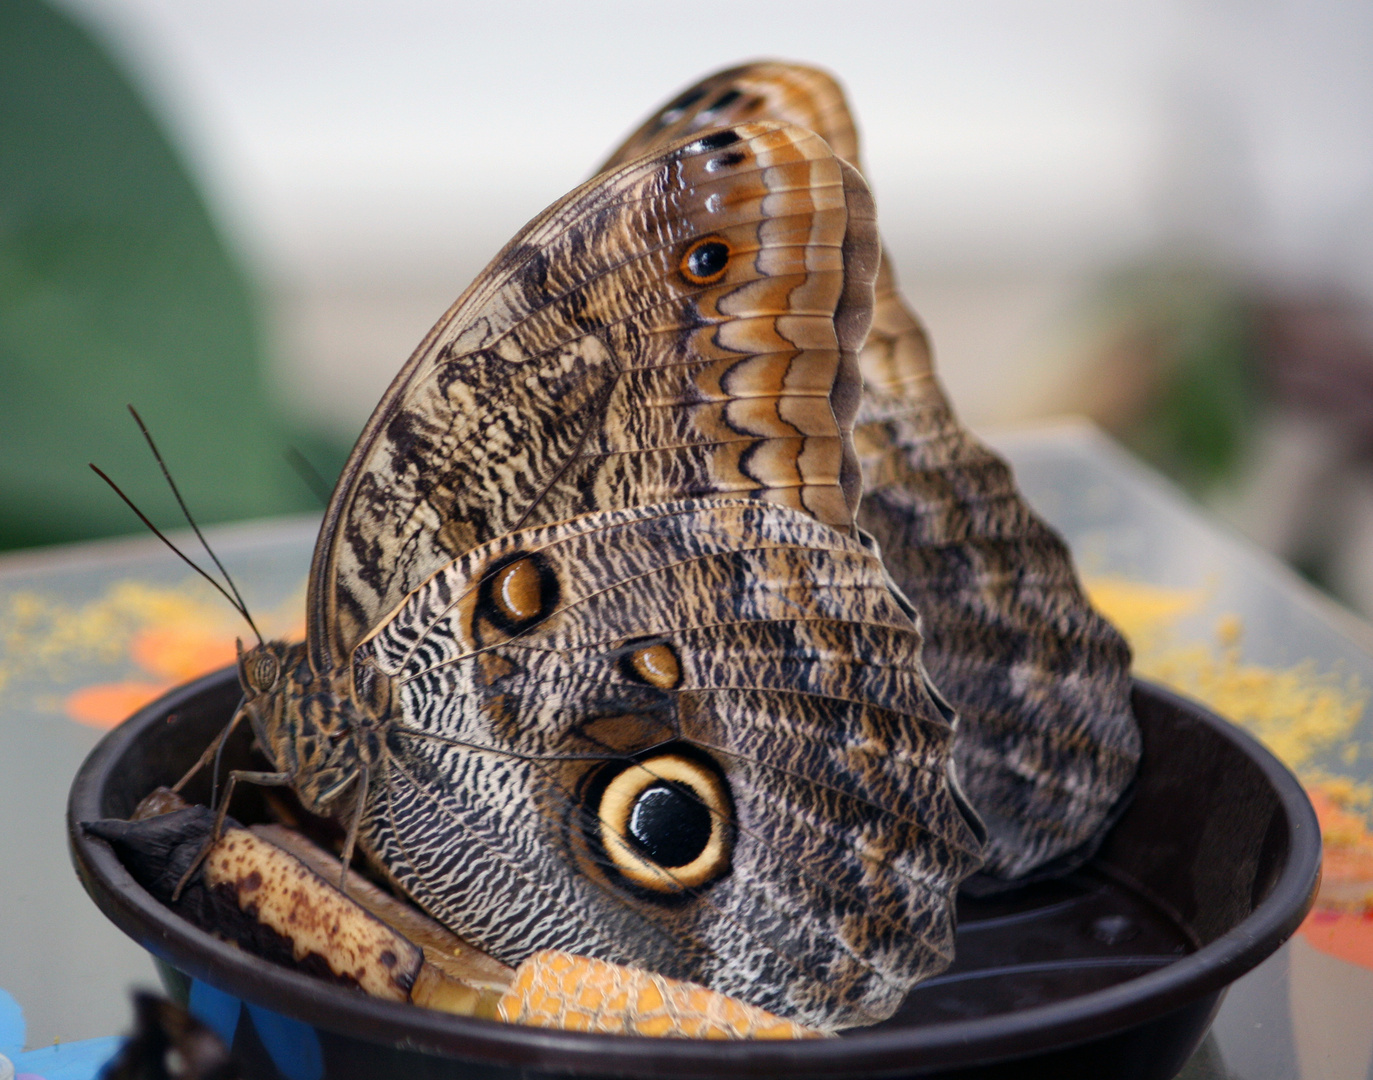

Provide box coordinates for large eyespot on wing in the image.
[308,121,879,672]
[592,750,734,894]
[352,499,984,1031]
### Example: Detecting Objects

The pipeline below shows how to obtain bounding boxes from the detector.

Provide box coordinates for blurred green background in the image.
[0,0,326,551]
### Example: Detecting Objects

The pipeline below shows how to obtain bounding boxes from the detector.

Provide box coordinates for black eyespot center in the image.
[627,781,713,867]
[683,129,741,155]
[681,238,731,286]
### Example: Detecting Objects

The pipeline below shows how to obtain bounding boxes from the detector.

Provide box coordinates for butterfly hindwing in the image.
[605,63,1139,880]
[351,499,982,1031]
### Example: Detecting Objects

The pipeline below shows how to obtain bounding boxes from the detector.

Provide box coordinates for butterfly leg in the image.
[171,769,292,901]
[169,705,248,796]
[335,764,370,895]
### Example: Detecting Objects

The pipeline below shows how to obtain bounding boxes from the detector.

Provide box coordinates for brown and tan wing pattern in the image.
[605,63,1139,880]
[597,61,931,425]
[308,121,879,674]
[351,499,984,1031]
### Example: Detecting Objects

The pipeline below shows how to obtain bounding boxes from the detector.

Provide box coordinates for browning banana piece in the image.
[89,799,823,1037]
[83,807,479,1010]
[252,822,513,993]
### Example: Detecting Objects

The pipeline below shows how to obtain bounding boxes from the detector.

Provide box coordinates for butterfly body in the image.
[217,122,983,1032]
[234,641,370,818]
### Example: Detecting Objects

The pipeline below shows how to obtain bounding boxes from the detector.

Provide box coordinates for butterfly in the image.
[600,62,1140,882]
[220,121,985,1032]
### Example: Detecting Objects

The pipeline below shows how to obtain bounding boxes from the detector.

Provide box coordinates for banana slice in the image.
[92,794,822,1037]
[499,951,825,1039]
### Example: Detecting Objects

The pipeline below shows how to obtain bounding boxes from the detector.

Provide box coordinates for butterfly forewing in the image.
[605,63,1140,880]
[601,62,861,171]
[596,61,930,413]
[310,122,878,672]
[352,499,981,1030]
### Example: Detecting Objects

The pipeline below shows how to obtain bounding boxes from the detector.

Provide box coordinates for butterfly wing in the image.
[352,499,983,1031]
[292,120,980,1027]
[604,63,1139,881]
[597,61,934,430]
[308,121,878,675]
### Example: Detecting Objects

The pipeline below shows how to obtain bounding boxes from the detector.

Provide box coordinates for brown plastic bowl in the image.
[68,670,1319,1079]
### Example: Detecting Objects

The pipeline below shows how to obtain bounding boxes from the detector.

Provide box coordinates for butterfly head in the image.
[233,638,306,775]
[238,639,288,697]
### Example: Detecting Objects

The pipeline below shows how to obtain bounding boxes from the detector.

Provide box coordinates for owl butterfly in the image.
[227,122,983,1031]
[602,62,1140,881]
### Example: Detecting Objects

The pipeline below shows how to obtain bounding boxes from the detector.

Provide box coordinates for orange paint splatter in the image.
[1307,787,1373,909]
[1296,785,1373,970]
[65,619,242,729]
[1298,909,1373,970]
[65,680,173,730]
[131,623,238,682]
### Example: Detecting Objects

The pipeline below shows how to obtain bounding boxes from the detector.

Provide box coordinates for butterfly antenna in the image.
[284,446,333,507]
[89,462,264,646]
[124,406,264,646]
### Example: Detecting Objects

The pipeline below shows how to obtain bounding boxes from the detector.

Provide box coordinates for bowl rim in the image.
[67,669,1321,1077]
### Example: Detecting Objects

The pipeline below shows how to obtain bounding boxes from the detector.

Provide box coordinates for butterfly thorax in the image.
[237,640,381,817]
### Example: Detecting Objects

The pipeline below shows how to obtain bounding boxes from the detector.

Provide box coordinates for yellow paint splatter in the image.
[1085,578,1208,645]
[1086,576,1368,779]
[0,578,304,728]
[1087,574,1373,969]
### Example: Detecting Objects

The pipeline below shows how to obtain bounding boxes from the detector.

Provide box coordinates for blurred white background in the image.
[52,0,1373,431]
[41,0,1373,615]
